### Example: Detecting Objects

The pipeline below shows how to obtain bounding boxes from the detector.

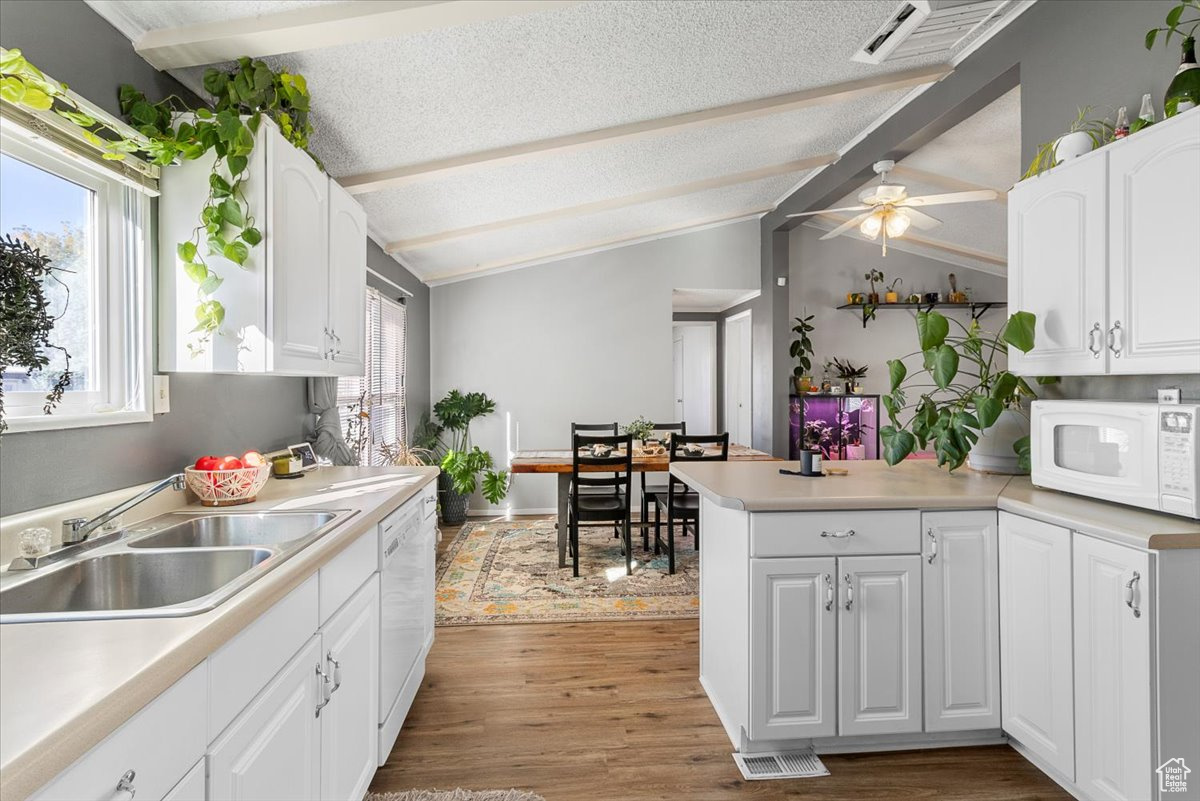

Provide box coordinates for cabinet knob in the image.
[843,573,854,611]
[315,662,333,717]
[111,769,136,800]
[820,529,855,539]
[1124,571,1141,618]
[823,573,833,612]
[1088,322,1103,358]
[927,528,938,564]
[1108,321,1123,358]
[327,651,343,694]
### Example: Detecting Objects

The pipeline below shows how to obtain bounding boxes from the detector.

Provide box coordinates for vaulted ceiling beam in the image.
[124,1,580,70]
[889,164,1008,203]
[387,155,835,252]
[344,64,953,194]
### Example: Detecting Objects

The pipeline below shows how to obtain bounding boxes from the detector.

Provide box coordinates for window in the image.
[338,288,408,465]
[1,120,150,431]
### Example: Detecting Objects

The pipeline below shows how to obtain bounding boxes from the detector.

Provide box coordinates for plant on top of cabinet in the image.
[1023,106,1114,179]
[790,311,816,393]
[880,310,1057,472]
[0,235,72,434]
[1146,1,1200,117]
[433,390,509,523]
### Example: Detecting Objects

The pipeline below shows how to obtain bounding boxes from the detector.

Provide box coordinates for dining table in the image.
[509,443,779,567]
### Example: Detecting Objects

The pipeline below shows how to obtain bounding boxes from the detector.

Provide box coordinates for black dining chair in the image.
[569,433,634,578]
[638,421,686,550]
[571,422,622,538]
[654,433,729,574]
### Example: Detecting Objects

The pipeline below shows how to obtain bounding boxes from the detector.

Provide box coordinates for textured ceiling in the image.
[89,0,1015,283]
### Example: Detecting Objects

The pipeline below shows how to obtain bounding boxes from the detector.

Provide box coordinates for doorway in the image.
[671,322,716,433]
[724,310,752,446]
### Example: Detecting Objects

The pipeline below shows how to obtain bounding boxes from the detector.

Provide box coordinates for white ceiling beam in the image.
[127,1,581,70]
[343,64,954,194]
[889,164,1008,203]
[387,155,834,251]
[424,207,773,285]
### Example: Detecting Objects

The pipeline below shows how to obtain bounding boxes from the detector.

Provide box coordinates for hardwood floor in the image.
[369,520,1071,800]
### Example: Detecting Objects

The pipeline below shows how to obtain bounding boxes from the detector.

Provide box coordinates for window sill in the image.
[3,409,153,434]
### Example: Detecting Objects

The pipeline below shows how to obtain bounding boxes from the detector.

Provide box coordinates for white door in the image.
[320,575,380,801]
[209,636,322,801]
[998,512,1075,780]
[674,323,716,432]
[724,312,752,444]
[1073,534,1152,801]
[1107,111,1200,374]
[673,335,685,424]
[327,179,367,376]
[270,130,330,374]
[1007,153,1108,376]
[838,555,922,736]
[749,557,837,740]
[922,511,1000,732]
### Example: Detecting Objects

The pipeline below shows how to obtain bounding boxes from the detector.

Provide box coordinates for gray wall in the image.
[366,240,432,426]
[430,219,760,512]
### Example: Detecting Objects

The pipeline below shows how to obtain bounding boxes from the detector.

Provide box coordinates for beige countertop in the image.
[0,466,438,801]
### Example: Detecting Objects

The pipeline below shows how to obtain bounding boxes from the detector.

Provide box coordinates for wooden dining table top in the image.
[509,443,778,473]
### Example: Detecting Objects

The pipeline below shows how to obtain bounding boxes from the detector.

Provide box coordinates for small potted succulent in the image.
[885,277,904,303]
[864,269,885,304]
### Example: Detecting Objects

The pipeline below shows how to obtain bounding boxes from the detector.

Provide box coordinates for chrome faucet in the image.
[6,473,189,572]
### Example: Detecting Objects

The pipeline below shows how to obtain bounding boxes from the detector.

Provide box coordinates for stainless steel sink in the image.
[0,508,356,624]
[0,549,272,617]
[127,512,338,549]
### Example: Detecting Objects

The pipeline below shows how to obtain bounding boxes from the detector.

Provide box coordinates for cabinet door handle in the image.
[1088,322,1103,358]
[927,528,938,564]
[315,663,333,717]
[1124,571,1141,618]
[1108,321,1123,358]
[843,573,853,611]
[820,529,855,539]
[823,573,833,612]
[109,769,136,800]
[327,651,343,694]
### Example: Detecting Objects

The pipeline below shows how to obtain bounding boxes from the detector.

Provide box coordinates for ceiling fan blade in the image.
[902,189,998,207]
[786,204,872,218]
[902,208,942,230]
[819,212,874,240]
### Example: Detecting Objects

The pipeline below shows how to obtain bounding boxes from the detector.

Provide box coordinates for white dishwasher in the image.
[377,494,435,763]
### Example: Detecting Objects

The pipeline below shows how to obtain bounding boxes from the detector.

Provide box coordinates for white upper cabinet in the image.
[1106,111,1200,374]
[1008,151,1108,376]
[159,117,366,376]
[1008,109,1200,376]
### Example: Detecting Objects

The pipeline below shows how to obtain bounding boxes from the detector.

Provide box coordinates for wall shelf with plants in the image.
[837,300,1007,328]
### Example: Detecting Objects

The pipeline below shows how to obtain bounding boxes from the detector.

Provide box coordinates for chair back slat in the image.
[668,433,729,497]
[572,433,633,492]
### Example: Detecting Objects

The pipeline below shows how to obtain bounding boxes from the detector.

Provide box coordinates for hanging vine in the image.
[1,49,319,353]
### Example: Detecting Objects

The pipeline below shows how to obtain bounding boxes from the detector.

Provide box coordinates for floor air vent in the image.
[733,750,830,781]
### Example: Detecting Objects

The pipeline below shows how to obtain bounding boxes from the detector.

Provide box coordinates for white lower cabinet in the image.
[838,555,922,736]
[319,576,381,801]
[998,511,1075,780]
[208,636,324,801]
[1073,534,1152,801]
[162,759,206,801]
[922,511,1000,733]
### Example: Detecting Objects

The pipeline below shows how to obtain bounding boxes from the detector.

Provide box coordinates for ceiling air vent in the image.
[852,0,1012,64]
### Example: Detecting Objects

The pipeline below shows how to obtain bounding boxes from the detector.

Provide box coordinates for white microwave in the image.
[1031,400,1200,519]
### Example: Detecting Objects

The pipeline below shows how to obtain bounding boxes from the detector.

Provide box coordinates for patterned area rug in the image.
[436,519,699,625]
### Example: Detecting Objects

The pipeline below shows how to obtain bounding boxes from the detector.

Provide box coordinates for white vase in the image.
[968,408,1029,474]
[1053,130,1093,163]
[845,443,866,461]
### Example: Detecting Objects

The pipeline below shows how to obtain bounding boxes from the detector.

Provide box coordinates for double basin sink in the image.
[0,510,355,624]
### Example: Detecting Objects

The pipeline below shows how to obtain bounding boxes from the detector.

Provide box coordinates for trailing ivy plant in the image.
[0,235,73,434]
[0,48,318,353]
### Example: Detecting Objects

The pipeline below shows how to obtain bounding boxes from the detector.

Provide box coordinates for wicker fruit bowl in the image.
[184,464,271,507]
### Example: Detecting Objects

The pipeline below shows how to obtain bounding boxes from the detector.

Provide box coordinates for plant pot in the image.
[845,443,866,461]
[1053,130,1093,163]
[867,292,880,305]
[845,292,856,304]
[438,472,470,525]
[968,408,1030,475]
[885,291,899,303]
[793,375,813,394]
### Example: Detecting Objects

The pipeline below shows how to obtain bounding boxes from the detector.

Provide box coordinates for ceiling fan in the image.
[787,160,998,255]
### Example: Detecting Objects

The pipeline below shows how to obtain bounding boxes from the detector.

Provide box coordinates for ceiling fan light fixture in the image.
[886,209,912,238]
[860,213,884,239]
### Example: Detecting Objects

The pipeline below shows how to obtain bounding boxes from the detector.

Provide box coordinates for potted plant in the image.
[802,418,833,459]
[790,311,816,393]
[433,390,509,524]
[838,409,872,460]
[880,310,1056,473]
[830,358,868,394]
[885,277,903,303]
[622,415,655,446]
[864,269,885,304]
[1023,106,1114,178]
[1146,1,1200,117]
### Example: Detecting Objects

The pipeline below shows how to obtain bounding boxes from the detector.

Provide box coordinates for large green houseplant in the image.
[880,310,1053,473]
[433,390,509,524]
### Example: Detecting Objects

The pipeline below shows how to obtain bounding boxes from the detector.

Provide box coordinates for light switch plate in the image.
[153,374,170,413]
[1158,387,1182,404]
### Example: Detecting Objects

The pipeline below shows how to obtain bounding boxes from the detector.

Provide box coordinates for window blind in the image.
[337,287,408,466]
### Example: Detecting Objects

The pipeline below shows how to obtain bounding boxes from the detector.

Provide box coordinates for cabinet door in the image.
[1107,112,1200,374]
[1007,154,1108,375]
[748,557,837,740]
[327,180,367,376]
[1073,534,1152,801]
[209,636,322,801]
[998,512,1075,780]
[922,511,1000,732]
[838,555,922,736]
[320,575,380,801]
[269,129,330,374]
[162,758,205,801]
